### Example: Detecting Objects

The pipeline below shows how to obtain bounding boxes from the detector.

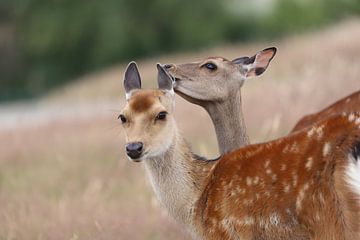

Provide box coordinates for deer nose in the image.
[163,64,174,69]
[126,142,143,159]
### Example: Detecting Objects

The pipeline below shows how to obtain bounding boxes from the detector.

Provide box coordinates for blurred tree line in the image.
[0,0,359,101]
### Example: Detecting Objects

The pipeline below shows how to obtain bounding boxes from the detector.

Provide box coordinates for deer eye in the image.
[118,114,127,123]
[156,111,167,121]
[204,62,217,71]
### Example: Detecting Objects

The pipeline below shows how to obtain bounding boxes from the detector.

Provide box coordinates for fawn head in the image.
[164,47,276,104]
[120,62,176,162]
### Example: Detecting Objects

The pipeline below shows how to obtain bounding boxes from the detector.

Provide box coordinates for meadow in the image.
[0,19,360,239]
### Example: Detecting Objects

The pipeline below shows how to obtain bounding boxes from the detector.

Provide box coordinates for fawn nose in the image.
[126,142,143,159]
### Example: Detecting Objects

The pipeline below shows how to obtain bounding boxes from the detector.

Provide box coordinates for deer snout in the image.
[126,142,143,160]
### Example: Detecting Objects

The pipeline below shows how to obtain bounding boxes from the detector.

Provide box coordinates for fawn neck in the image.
[205,89,249,154]
[143,126,215,228]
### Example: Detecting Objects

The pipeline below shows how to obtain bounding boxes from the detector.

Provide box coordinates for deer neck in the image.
[205,89,249,155]
[143,128,216,230]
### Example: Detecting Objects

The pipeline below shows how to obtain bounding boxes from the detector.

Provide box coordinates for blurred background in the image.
[0,0,360,239]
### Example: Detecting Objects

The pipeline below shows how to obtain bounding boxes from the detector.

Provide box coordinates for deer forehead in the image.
[198,56,231,66]
[126,90,169,114]
[205,56,229,62]
[176,57,229,68]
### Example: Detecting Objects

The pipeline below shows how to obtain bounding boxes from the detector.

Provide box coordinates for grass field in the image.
[1,18,360,239]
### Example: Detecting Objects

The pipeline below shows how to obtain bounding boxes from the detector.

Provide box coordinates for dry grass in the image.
[1,18,360,239]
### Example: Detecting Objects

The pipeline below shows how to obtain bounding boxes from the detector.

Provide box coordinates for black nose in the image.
[126,142,143,159]
[163,64,174,69]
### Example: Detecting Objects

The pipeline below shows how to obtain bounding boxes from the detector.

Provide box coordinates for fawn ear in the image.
[124,62,141,99]
[232,47,277,79]
[157,63,174,94]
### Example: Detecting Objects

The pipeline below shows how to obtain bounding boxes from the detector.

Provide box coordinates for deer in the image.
[163,47,277,155]
[163,48,360,155]
[119,62,360,240]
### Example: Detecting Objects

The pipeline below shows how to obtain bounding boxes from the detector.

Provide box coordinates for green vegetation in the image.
[0,0,359,101]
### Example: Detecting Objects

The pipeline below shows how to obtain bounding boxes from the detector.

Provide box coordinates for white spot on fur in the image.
[292,172,298,187]
[285,208,292,215]
[307,127,316,137]
[346,154,360,203]
[323,142,331,156]
[316,125,324,139]
[259,218,268,229]
[243,216,255,225]
[356,117,360,125]
[270,213,280,226]
[246,176,253,186]
[283,184,291,193]
[346,98,351,103]
[348,113,356,122]
[272,174,277,182]
[221,219,232,232]
[290,142,299,153]
[236,186,246,195]
[283,144,290,153]
[266,168,272,175]
[280,164,287,171]
[253,176,260,185]
[296,183,310,212]
[305,157,313,171]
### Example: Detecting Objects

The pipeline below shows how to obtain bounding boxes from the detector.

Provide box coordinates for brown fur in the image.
[291,90,360,132]
[194,113,360,240]
[129,90,165,113]
[205,57,229,61]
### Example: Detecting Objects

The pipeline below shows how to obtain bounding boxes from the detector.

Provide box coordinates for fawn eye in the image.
[204,62,217,71]
[118,114,127,123]
[156,111,167,120]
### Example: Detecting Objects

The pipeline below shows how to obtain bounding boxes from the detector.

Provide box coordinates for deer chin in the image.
[173,82,210,104]
[126,154,146,163]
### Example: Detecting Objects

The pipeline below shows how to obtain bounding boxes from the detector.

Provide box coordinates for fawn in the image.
[119,62,360,240]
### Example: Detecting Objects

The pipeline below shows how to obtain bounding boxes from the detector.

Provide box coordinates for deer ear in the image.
[124,62,141,98]
[157,63,174,93]
[232,47,277,79]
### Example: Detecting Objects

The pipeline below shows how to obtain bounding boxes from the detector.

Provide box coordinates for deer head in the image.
[120,62,176,162]
[164,47,276,105]
[160,48,277,154]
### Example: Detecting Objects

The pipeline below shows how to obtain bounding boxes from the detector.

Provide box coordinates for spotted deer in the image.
[163,47,277,154]
[119,62,360,240]
[291,90,360,132]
